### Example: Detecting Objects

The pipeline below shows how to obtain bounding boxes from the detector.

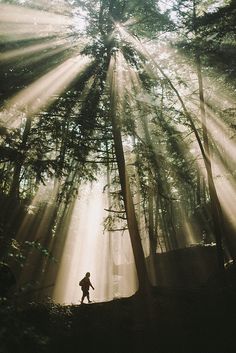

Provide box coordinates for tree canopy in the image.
[0,0,236,298]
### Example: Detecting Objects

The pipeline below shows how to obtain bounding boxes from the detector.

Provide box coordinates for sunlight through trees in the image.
[0,0,235,304]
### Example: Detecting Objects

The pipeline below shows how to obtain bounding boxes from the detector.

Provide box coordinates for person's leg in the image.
[86,292,91,303]
[81,291,86,303]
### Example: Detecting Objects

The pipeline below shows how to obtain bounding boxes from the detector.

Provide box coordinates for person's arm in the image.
[89,280,94,290]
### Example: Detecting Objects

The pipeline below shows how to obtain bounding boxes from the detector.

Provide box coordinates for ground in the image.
[1,274,236,353]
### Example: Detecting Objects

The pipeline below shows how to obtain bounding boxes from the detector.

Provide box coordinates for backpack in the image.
[79,278,84,286]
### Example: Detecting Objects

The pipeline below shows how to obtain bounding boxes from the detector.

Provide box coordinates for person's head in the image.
[85,272,90,278]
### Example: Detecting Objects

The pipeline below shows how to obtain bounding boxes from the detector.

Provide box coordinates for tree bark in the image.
[192,1,225,270]
[136,35,226,269]
[109,53,150,295]
[195,54,232,268]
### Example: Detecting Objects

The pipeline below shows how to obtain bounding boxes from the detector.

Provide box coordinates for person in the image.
[79,272,94,304]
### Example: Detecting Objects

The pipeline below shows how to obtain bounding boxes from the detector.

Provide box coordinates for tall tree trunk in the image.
[111,117,150,294]
[196,171,201,206]
[195,55,224,268]
[148,172,157,256]
[147,172,158,284]
[109,53,150,295]
[130,32,227,268]
[149,48,226,269]
[192,1,225,270]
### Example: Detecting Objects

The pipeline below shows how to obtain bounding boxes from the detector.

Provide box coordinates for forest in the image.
[0,0,236,352]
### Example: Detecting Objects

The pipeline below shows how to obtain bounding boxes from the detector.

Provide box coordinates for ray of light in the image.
[117,22,236,120]
[179,204,204,246]
[204,108,236,167]
[187,128,236,238]
[117,24,236,225]
[0,55,91,127]
[107,49,164,287]
[3,7,234,301]
[0,3,71,26]
[185,89,236,174]
[213,157,236,231]
[17,180,60,241]
[20,0,75,16]
[53,178,137,304]
[13,180,60,291]
[0,3,72,42]
[6,44,72,69]
[0,38,69,62]
[0,23,52,42]
[108,23,236,286]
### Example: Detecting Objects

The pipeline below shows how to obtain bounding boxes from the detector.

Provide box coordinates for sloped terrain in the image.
[1,278,236,353]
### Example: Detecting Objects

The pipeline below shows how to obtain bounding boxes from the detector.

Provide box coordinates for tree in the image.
[1,0,235,299]
[172,0,236,269]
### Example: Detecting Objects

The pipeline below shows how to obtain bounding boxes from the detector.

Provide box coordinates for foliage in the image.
[1,284,236,353]
[0,0,235,291]
[173,0,236,82]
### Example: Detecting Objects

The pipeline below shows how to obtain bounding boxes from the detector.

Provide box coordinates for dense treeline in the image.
[0,0,235,297]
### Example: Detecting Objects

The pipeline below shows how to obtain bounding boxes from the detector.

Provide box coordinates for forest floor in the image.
[1,271,236,353]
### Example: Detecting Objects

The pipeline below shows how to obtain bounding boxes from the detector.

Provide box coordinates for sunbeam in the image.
[213,157,236,230]
[14,181,60,292]
[0,55,91,127]
[53,178,137,304]
[0,3,71,27]
[0,3,72,43]
[0,39,69,62]
[1,0,236,311]
[1,2,236,351]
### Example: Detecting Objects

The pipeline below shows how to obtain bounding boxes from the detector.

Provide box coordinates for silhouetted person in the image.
[79,272,94,304]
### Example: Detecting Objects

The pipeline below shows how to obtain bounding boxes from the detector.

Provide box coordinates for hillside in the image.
[1,280,236,353]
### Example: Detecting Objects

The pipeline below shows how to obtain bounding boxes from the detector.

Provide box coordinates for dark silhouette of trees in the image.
[0,0,235,298]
